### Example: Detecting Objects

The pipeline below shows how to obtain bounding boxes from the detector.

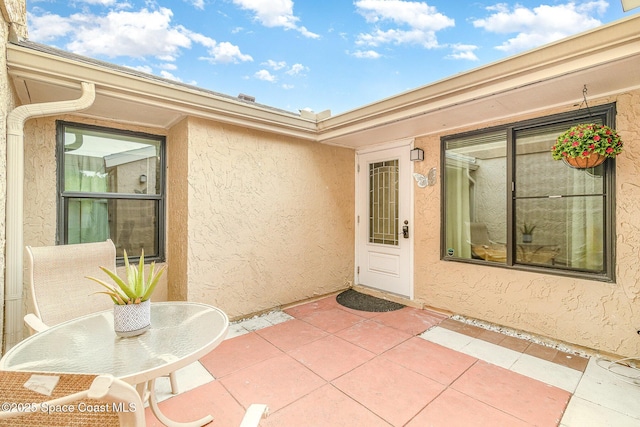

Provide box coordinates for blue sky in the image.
[26,1,634,115]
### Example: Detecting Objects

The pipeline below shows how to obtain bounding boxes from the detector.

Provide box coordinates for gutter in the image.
[3,81,95,352]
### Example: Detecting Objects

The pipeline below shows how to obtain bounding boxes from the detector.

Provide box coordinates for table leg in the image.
[147,378,214,427]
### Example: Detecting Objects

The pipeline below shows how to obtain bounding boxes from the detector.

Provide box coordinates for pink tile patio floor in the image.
[145,295,590,427]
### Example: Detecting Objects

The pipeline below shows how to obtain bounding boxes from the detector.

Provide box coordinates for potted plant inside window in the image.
[552,123,623,168]
[87,250,166,337]
[520,223,536,243]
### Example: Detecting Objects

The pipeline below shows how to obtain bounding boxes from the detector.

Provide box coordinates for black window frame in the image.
[441,104,616,281]
[56,121,166,264]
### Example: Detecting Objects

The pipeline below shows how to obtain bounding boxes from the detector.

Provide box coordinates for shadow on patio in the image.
[146,293,640,426]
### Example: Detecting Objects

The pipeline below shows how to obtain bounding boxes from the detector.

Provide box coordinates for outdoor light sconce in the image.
[139,174,147,183]
[410,148,424,161]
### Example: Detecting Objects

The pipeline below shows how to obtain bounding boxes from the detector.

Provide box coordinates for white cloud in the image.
[63,8,192,59]
[198,40,253,64]
[355,0,454,48]
[184,0,205,10]
[160,70,182,81]
[129,64,153,74]
[159,63,178,70]
[351,49,381,59]
[263,59,287,70]
[27,12,75,41]
[282,83,294,89]
[473,1,607,52]
[76,0,118,5]
[255,69,277,82]
[28,7,252,65]
[285,63,307,76]
[446,43,479,61]
[232,0,320,38]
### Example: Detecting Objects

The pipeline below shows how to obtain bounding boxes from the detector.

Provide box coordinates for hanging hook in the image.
[578,84,593,118]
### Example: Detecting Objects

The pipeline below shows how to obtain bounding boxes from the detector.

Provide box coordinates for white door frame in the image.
[355,138,415,299]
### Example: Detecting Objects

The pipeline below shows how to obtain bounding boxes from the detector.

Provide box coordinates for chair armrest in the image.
[24,313,49,335]
[240,404,269,427]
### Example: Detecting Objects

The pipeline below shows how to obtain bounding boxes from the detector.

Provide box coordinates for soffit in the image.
[6,13,640,149]
[7,41,318,140]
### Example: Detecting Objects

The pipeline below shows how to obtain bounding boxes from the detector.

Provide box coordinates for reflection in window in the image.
[515,123,605,271]
[59,123,164,261]
[445,131,507,263]
[442,104,615,279]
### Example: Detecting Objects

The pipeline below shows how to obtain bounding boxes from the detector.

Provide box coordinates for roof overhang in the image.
[7,13,640,149]
[7,42,319,141]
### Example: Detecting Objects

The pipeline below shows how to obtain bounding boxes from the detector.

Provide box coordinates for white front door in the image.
[356,144,413,298]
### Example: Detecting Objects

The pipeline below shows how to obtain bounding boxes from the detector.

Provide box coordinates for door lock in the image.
[402,220,409,239]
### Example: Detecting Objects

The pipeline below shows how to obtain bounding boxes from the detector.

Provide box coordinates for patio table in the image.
[516,243,560,264]
[0,301,228,427]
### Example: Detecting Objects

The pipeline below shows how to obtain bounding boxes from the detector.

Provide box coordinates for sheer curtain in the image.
[64,154,110,243]
[568,174,604,271]
[445,163,472,258]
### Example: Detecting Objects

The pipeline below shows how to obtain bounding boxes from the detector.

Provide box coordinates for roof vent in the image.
[238,93,256,102]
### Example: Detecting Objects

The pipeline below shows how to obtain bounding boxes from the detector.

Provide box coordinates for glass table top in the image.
[0,302,228,384]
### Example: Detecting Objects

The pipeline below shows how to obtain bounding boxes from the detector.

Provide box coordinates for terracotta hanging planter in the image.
[562,152,607,169]
[552,123,623,169]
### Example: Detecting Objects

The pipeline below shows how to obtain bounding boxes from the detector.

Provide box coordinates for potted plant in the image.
[552,123,623,168]
[87,249,166,337]
[520,223,536,243]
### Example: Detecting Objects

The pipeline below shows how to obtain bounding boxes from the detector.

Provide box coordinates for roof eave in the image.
[7,42,319,140]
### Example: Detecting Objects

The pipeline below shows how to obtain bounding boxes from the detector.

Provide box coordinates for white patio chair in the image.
[24,239,179,395]
[0,372,144,426]
[241,404,269,426]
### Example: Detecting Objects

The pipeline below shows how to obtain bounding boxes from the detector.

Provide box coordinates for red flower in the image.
[572,141,579,147]
[588,144,595,150]
[582,151,589,156]
[593,135,601,142]
[606,147,614,154]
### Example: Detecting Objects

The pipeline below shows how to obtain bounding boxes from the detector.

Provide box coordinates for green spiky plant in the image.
[87,249,166,305]
[520,223,536,235]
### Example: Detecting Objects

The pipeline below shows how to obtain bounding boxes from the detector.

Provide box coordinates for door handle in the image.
[402,220,409,239]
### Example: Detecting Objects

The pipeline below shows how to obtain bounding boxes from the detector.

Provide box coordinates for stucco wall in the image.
[176,117,354,319]
[166,118,189,301]
[22,113,354,324]
[413,89,640,357]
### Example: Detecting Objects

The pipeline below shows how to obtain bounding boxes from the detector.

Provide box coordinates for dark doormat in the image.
[336,289,405,312]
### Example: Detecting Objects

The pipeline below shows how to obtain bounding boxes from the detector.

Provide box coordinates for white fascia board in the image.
[7,44,319,141]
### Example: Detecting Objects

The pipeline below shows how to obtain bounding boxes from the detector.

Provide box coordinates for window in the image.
[442,104,616,280]
[57,122,165,261]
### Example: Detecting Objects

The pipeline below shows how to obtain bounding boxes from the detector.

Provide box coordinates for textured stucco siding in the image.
[167,118,189,301]
[181,117,355,319]
[413,89,640,358]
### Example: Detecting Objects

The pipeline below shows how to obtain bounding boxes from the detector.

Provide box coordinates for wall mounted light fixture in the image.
[139,174,147,183]
[410,148,424,161]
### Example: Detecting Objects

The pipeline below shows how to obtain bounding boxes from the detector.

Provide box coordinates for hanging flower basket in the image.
[563,152,607,168]
[552,123,623,169]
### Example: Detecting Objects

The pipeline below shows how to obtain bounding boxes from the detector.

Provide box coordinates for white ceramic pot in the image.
[113,299,151,337]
